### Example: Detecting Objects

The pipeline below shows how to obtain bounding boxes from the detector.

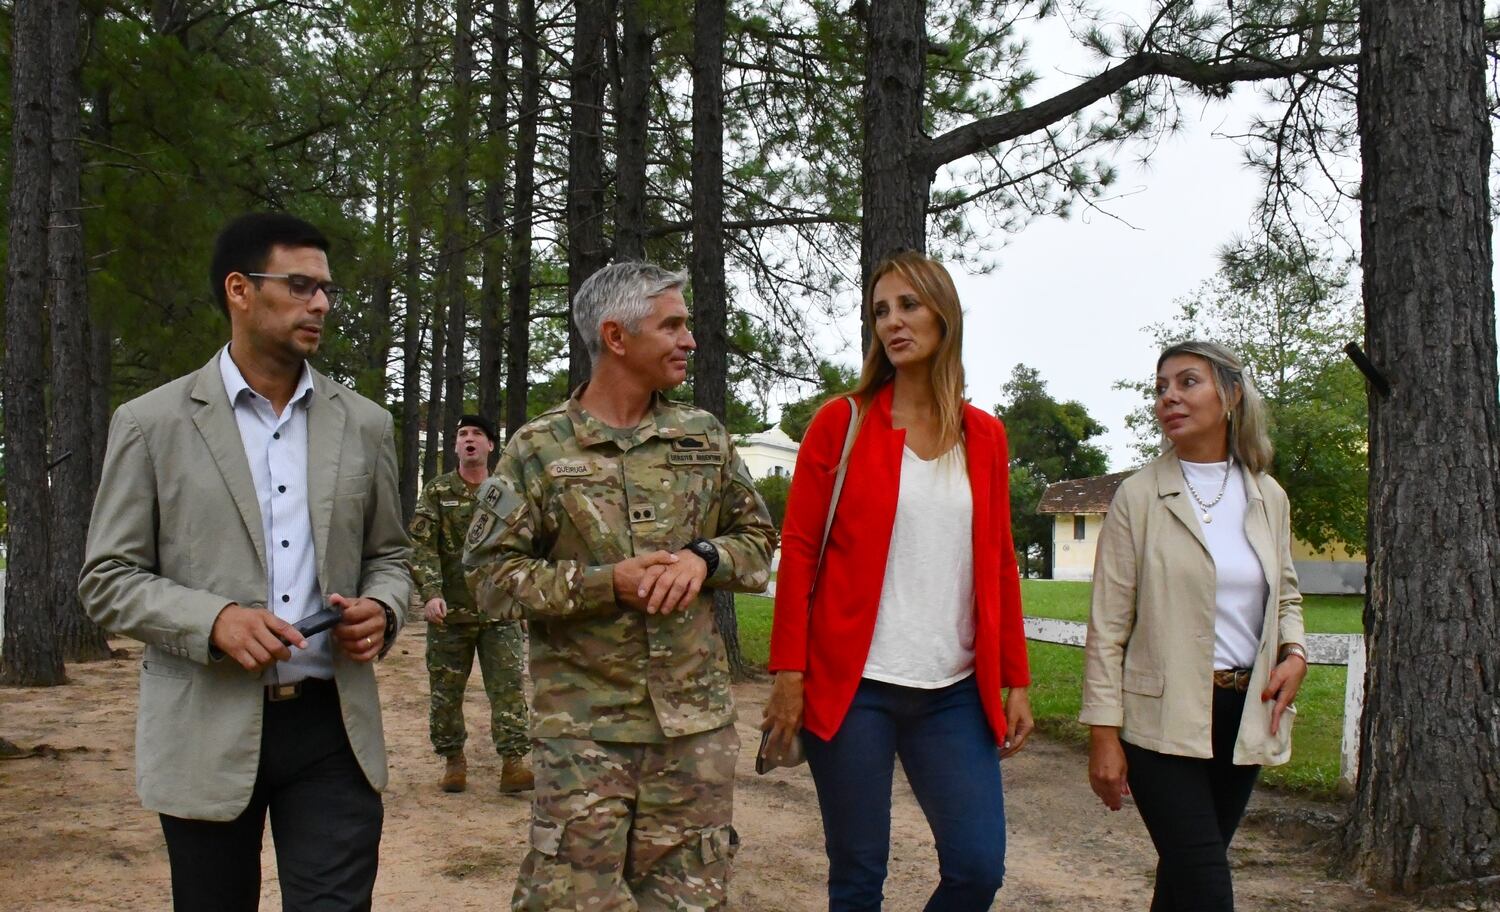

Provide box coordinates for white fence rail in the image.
[1024,616,1365,790]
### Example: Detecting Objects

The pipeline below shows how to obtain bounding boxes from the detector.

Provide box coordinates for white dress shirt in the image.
[219,345,331,683]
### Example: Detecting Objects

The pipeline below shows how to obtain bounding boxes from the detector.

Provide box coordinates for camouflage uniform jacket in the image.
[463,391,777,743]
[409,471,489,623]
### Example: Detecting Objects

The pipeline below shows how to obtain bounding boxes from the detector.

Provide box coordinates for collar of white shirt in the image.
[218,343,315,412]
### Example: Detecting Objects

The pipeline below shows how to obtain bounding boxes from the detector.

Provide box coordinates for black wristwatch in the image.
[377,601,399,659]
[686,538,720,577]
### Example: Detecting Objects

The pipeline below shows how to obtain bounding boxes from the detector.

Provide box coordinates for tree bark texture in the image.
[860,0,928,340]
[423,290,447,481]
[47,0,110,662]
[1338,0,1500,895]
[566,0,609,389]
[90,309,112,485]
[505,0,539,440]
[477,0,511,433]
[613,0,651,263]
[399,0,428,520]
[689,0,745,679]
[364,156,395,403]
[440,0,475,466]
[3,0,66,686]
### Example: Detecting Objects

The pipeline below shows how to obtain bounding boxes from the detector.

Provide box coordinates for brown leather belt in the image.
[1213,668,1252,692]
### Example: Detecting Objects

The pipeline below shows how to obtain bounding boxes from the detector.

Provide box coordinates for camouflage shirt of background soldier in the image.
[410,471,488,621]
[463,391,777,743]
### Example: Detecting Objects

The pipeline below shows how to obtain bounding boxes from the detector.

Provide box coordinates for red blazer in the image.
[769,383,1030,743]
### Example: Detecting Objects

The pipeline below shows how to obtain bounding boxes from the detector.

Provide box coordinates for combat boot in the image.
[499,755,535,793]
[440,752,467,793]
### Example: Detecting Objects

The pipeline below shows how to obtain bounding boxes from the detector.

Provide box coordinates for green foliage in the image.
[778,361,858,441]
[995,365,1110,576]
[1119,228,1367,552]
[753,474,790,529]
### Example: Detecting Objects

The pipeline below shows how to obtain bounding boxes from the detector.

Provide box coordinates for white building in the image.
[735,425,799,481]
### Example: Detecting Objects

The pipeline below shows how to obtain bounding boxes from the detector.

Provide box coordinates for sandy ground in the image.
[0,628,1426,911]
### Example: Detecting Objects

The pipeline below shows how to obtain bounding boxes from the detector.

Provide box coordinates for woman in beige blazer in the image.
[1081,340,1308,911]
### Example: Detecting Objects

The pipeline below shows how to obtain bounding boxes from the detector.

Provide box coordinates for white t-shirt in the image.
[1180,459,1270,670]
[862,446,976,688]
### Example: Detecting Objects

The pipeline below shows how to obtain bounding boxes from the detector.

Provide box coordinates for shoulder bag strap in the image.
[811,396,859,592]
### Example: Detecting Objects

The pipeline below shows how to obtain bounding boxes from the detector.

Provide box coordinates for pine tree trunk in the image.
[477,0,510,431]
[423,292,447,481]
[364,156,395,403]
[87,80,112,487]
[2,0,65,687]
[613,0,651,263]
[505,0,539,439]
[566,0,609,389]
[690,0,745,680]
[47,0,109,663]
[1337,0,1500,895]
[440,0,475,463]
[90,309,112,485]
[860,0,928,342]
[399,0,428,520]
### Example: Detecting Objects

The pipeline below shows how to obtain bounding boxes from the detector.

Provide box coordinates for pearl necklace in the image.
[1183,459,1232,524]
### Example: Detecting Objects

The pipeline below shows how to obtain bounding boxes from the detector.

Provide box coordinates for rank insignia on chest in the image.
[629,505,657,523]
[548,460,594,477]
[668,451,725,465]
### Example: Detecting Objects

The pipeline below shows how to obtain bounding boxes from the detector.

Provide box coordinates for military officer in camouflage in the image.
[409,414,534,794]
[463,262,776,911]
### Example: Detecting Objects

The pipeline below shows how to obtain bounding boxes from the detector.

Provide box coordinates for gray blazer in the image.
[1080,452,1305,766]
[79,355,411,821]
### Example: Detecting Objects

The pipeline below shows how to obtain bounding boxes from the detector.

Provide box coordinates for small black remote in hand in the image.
[290,607,343,640]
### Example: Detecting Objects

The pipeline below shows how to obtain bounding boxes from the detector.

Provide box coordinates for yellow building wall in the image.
[1047,512,1365,593]
[1051,514,1105,581]
[1290,538,1366,563]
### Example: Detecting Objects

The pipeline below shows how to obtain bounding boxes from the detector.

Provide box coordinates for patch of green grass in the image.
[736,594,774,668]
[738,582,1362,798]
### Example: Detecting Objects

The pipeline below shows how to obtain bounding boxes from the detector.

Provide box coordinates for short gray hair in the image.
[573,261,689,364]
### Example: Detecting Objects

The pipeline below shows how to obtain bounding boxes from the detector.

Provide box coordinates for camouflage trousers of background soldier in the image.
[427,619,530,759]
[512,725,740,911]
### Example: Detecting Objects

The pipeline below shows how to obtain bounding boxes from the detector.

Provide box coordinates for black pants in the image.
[159,678,384,912]
[1122,687,1260,912]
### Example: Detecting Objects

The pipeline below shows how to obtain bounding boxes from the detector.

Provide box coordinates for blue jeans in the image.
[802,675,1007,912]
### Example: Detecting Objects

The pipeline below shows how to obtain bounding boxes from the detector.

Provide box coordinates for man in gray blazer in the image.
[79,213,411,912]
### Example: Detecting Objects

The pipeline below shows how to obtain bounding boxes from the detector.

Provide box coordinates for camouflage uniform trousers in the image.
[512,724,741,912]
[426,619,530,759]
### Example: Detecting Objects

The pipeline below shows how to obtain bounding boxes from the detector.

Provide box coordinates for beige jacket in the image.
[1080,453,1305,766]
[78,356,411,821]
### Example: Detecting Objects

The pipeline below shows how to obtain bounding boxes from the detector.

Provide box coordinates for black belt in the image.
[265,676,335,702]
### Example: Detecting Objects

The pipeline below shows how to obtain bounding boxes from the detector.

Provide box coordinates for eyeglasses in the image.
[245,273,343,304]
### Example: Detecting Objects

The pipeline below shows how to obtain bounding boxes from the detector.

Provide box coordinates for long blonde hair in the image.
[844,251,967,457]
[1156,340,1274,473]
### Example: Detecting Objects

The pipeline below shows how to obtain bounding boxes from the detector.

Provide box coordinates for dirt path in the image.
[0,631,1421,911]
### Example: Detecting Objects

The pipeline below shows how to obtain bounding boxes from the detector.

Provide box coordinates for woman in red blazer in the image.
[762,251,1032,911]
